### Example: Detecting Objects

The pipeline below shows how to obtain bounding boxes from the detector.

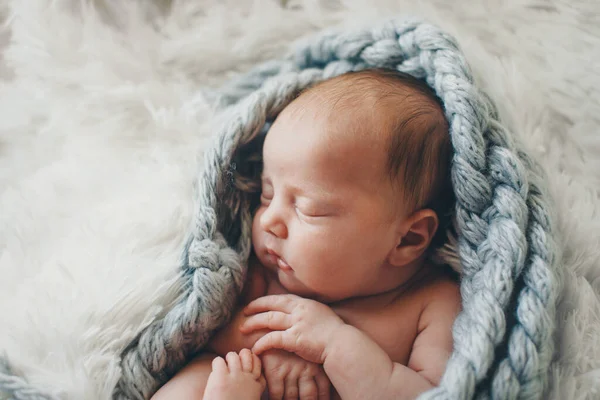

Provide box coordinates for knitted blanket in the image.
[0,16,561,400]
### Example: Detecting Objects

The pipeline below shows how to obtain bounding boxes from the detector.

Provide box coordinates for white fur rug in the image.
[0,1,599,399]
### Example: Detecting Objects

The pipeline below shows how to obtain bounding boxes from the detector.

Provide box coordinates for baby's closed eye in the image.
[294,200,335,218]
[260,193,272,205]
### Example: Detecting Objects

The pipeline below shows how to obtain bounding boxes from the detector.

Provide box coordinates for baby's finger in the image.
[211,356,228,374]
[315,372,331,400]
[284,374,299,400]
[252,331,289,355]
[298,375,318,400]
[266,373,284,400]
[225,352,241,372]
[244,294,298,315]
[251,353,262,379]
[239,348,253,372]
[240,311,291,333]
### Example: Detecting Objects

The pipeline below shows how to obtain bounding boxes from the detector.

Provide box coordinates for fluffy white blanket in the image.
[0,1,598,399]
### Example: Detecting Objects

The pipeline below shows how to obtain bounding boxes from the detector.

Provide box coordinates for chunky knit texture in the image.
[0,17,560,400]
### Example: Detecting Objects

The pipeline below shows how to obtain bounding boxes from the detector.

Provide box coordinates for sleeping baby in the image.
[151,68,461,400]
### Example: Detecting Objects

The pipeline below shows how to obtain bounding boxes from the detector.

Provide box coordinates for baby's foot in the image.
[204,349,266,400]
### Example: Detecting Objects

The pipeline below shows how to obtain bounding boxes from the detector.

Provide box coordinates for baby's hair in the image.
[301,68,455,249]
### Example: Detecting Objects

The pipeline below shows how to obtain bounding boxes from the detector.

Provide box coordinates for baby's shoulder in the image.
[411,267,461,325]
[377,267,459,317]
[419,270,460,297]
[406,266,461,310]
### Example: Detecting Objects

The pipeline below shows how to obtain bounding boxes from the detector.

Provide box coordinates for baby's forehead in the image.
[271,73,432,161]
[277,97,383,153]
[265,80,399,186]
[291,73,431,126]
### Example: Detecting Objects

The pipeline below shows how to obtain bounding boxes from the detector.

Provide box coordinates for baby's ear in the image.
[387,209,439,267]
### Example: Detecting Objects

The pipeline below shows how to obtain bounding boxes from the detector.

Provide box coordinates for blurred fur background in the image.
[0,1,598,398]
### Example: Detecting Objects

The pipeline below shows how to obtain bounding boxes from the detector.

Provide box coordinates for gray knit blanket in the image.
[0,17,561,400]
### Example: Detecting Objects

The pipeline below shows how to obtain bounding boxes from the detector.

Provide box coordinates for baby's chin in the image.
[265,259,320,299]
[253,248,335,301]
[276,270,339,302]
[276,268,308,293]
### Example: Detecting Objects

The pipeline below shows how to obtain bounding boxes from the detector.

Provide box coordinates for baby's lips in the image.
[276,257,293,271]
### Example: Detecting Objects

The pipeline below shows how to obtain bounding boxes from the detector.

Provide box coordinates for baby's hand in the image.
[261,349,331,400]
[241,294,345,364]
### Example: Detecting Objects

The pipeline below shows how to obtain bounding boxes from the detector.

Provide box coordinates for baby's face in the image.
[252,99,406,302]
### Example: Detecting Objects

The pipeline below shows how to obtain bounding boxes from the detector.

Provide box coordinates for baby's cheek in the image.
[298,234,340,271]
[251,213,264,244]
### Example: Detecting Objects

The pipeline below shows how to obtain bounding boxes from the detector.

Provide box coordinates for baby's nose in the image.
[259,206,288,239]
[267,221,287,238]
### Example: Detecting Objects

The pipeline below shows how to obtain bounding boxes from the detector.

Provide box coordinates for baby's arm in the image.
[327,282,460,399]
[324,325,432,399]
[406,282,460,386]
[151,353,215,399]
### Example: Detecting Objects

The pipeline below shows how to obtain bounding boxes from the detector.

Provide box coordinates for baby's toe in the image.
[239,348,254,373]
[211,356,228,374]
[258,375,267,392]
[225,352,242,372]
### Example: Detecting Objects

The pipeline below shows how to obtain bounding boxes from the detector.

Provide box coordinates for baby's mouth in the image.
[276,257,293,272]
[266,248,293,272]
